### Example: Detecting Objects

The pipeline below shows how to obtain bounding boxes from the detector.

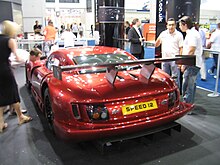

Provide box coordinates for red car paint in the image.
[25,46,193,141]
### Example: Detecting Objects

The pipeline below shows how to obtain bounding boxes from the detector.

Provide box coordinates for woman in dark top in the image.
[0,20,32,133]
[125,21,131,39]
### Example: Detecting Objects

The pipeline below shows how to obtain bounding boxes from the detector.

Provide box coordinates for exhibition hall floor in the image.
[0,66,220,165]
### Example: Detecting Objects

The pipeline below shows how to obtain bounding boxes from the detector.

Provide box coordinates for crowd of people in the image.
[0,16,220,133]
[33,20,85,39]
[32,20,86,55]
[126,16,220,112]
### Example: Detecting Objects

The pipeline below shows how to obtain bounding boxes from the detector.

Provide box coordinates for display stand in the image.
[17,39,44,51]
[57,38,96,47]
[203,49,220,97]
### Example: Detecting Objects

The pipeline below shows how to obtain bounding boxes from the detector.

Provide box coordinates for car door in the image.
[31,54,60,99]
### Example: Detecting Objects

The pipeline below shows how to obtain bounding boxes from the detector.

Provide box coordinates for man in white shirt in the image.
[178,16,203,105]
[71,23,78,38]
[194,22,207,81]
[207,23,220,78]
[61,28,76,48]
[155,18,183,88]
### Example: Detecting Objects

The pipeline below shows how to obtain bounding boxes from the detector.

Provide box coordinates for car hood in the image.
[62,69,175,101]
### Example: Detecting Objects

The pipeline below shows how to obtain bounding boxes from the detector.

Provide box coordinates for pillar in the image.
[0,0,22,23]
[95,0,124,48]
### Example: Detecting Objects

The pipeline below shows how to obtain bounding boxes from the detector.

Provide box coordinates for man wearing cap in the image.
[178,16,203,106]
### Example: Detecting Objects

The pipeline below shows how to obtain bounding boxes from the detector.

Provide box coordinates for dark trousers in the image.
[210,54,218,73]
[132,46,144,59]
[73,32,78,38]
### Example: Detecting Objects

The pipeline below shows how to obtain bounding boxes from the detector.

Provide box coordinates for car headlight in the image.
[86,104,109,121]
[168,90,177,109]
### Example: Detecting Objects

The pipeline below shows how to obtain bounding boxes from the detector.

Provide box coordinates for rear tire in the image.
[25,65,31,89]
[44,88,55,134]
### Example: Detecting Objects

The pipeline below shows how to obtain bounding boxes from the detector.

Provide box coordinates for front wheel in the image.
[25,64,31,89]
[44,88,55,133]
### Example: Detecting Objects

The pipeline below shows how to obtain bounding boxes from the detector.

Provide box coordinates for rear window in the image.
[73,53,131,65]
[72,54,138,74]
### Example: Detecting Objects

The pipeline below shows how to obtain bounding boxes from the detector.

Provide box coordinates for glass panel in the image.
[46,0,55,2]
[59,0,79,3]
[87,0,92,12]
[72,54,137,74]
[74,54,131,65]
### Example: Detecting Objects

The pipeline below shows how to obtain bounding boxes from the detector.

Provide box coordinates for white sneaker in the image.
[208,69,214,75]
[187,111,193,115]
[21,109,27,113]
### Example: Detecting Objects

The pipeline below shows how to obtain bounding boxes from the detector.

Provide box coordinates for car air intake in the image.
[71,104,81,119]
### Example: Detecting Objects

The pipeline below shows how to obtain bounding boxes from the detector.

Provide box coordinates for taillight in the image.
[168,91,177,109]
[71,104,81,119]
[86,105,109,121]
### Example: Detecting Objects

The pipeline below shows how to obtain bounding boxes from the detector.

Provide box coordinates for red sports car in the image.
[25,46,193,141]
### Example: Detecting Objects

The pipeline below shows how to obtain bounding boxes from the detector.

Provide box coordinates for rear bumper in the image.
[54,102,193,141]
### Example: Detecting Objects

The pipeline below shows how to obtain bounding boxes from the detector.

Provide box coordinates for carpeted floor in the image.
[197,58,220,93]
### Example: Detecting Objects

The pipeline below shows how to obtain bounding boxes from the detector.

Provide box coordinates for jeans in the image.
[210,54,220,77]
[162,61,180,88]
[44,40,54,56]
[200,52,206,80]
[182,66,200,104]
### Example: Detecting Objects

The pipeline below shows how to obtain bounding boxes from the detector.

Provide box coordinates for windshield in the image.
[73,54,139,74]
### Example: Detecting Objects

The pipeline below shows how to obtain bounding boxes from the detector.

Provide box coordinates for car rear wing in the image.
[53,55,195,85]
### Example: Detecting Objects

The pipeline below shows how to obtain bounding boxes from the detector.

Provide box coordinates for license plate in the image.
[122,100,158,115]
